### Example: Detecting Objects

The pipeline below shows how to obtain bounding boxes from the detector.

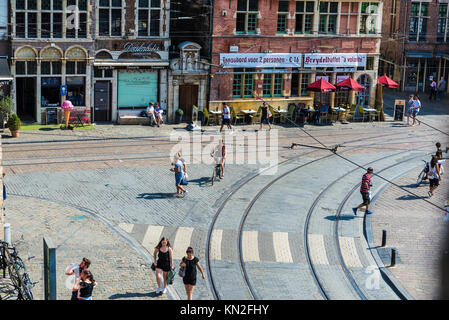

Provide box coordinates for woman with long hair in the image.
[76,269,97,300]
[428,156,441,197]
[152,237,174,295]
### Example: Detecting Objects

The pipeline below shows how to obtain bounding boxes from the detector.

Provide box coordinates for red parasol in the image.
[377,75,399,88]
[307,78,336,92]
[335,78,365,92]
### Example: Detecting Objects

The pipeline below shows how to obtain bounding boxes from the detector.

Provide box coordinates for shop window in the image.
[360,2,379,34]
[99,0,123,36]
[295,1,314,34]
[67,77,85,106]
[335,75,350,106]
[319,2,338,34]
[66,61,86,75]
[233,68,254,98]
[41,61,61,75]
[41,77,61,108]
[236,0,258,34]
[95,67,113,78]
[138,0,161,37]
[438,4,449,43]
[277,1,289,34]
[357,57,374,71]
[409,2,428,42]
[300,73,310,96]
[16,61,36,75]
[356,74,371,107]
[263,72,283,97]
[66,0,88,38]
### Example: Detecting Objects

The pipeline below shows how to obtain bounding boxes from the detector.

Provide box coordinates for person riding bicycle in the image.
[211,140,226,179]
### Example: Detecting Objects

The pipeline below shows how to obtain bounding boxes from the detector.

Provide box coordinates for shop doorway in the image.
[179,85,198,122]
[16,77,36,122]
[356,75,371,107]
[94,81,111,122]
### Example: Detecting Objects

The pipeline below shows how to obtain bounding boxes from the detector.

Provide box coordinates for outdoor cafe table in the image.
[209,110,221,124]
[332,107,346,121]
[273,109,288,123]
[241,109,257,124]
[363,107,378,121]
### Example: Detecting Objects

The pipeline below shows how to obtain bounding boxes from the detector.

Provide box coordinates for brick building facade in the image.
[379,0,449,93]
[209,0,383,112]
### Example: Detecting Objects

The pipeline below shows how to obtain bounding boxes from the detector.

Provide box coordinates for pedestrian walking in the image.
[438,77,447,100]
[152,237,174,295]
[171,155,187,196]
[65,257,91,300]
[210,139,226,179]
[429,79,438,100]
[406,95,414,126]
[428,156,441,197]
[177,152,188,184]
[179,247,205,300]
[259,102,272,131]
[220,102,232,132]
[410,95,421,126]
[436,150,445,176]
[353,167,374,215]
[75,269,97,300]
[436,142,442,153]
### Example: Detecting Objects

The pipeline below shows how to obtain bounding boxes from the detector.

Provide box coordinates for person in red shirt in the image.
[353,167,374,215]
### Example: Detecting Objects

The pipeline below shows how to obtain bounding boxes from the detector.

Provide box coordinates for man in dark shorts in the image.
[353,167,374,215]
[259,102,272,130]
[220,102,232,132]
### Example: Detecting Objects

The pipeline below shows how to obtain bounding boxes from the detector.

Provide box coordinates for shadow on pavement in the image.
[396,194,427,200]
[137,193,176,199]
[324,215,358,221]
[109,291,159,299]
[188,177,211,187]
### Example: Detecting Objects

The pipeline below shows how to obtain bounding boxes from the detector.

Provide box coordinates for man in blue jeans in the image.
[353,167,374,215]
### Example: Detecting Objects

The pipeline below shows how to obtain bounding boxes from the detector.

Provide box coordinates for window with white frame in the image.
[15,0,38,38]
[360,2,379,34]
[233,68,254,98]
[319,2,338,34]
[409,2,428,42]
[99,0,122,36]
[138,0,161,37]
[41,0,63,38]
[236,0,258,34]
[277,1,289,34]
[438,4,449,43]
[295,1,314,34]
[263,72,283,97]
[66,0,88,38]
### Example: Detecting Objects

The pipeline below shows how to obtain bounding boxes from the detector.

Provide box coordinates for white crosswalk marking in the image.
[141,225,164,252]
[273,232,293,263]
[308,234,330,265]
[339,237,363,268]
[172,227,194,259]
[242,230,260,262]
[209,229,223,260]
[118,223,134,234]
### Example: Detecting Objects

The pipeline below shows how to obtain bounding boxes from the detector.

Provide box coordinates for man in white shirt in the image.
[146,102,156,126]
[429,79,437,100]
[220,102,232,132]
[410,96,421,126]
[65,257,91,300]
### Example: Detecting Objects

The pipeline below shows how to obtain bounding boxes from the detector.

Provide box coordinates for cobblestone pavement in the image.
[1,94,448,300]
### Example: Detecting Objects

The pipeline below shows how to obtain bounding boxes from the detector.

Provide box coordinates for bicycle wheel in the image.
[21,273,34,300]
[416,169,426,187]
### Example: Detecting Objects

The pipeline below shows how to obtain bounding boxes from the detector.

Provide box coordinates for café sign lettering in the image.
[122,42,160,56]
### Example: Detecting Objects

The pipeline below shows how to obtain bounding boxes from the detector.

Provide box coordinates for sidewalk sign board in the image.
[393,99,406,121]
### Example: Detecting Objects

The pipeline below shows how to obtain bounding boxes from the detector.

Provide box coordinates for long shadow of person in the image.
[137,193,176,200]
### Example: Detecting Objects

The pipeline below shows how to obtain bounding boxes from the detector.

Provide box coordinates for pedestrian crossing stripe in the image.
[119,223,364,268]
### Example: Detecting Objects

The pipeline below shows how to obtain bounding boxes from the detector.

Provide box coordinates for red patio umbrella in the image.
[307,78,336,106]
[335,77,365,92]
[377,75,399,88]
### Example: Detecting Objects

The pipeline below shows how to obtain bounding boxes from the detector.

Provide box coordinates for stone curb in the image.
[364,165,421,301]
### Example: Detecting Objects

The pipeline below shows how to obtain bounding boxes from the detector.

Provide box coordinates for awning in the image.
[0,58,12,81]
[406,52,433,58]
[93,60,169,67]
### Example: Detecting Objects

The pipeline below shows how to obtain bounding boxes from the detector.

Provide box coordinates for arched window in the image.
[65,47,88,106]
[356,74,371,107]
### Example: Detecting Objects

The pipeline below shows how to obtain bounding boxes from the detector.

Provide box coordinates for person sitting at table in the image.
[146,102,156,126]
[154,102,163,127]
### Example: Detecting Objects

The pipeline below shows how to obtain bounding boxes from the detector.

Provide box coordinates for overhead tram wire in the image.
[254,95,448,214]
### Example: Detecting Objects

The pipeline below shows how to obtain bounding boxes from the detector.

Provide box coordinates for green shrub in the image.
[7,113,22,131]
[176,108,184,116]
[0,96,13,119]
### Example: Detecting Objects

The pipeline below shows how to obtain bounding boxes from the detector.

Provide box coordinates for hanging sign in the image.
[304,53,366,68]
[220,53,302,68]
[60,85,67,96]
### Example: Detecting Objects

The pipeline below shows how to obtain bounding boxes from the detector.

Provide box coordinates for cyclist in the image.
[211,139,226,179]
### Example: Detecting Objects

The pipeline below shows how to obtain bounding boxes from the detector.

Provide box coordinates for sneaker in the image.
[162,288,167,294]
[156,288,161,294]
[352,208,357,216]
[366,210,373,215]
[428,191,433,197]
[183,190,188,197]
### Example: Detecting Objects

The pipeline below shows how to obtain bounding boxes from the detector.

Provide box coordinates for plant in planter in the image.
[175,108,184,124]
[7,113,22,137]
[0,96,13,128]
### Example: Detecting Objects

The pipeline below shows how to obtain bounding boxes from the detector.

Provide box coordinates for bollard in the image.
[381,230,387,247]
[43,237,57,300]
[391,248,396,267]
[3,223,10,245]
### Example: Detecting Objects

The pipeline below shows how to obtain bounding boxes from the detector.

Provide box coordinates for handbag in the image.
[178,257,186,277]
[151,263,156,271]
[167,269,176,285]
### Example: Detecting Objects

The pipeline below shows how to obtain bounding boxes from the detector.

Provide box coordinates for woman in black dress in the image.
[152,237,174,295]
[76,269,97,300]
[180,247,205,300]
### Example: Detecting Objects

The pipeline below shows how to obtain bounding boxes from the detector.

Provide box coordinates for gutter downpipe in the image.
[206,0,214,114]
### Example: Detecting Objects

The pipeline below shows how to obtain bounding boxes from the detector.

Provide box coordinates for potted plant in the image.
[175,108,184,124]
[0,96,13,128]
[7,113,22,137]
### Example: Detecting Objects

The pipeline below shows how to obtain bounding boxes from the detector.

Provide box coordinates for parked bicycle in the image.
[416,160,429,187]
[211,164,223,186]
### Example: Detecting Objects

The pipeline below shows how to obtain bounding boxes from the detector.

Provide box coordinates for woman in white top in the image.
[428,156,441,197]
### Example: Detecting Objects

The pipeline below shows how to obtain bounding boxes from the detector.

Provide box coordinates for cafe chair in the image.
[202,107,210,126]
[318,105,329,125]
[232,108,245,125]
[269,106,280,124]
[285,104,296,124]
[249,106,261,125]
[356,105,366,122]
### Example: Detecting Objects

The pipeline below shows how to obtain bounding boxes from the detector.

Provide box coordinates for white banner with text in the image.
[304,53,367,68]
[220,53,302,68]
